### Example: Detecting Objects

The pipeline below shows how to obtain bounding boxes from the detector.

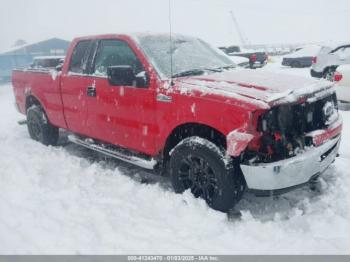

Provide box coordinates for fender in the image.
[24,88,43,111]
[226,129,254,157]
[24,89,66,129]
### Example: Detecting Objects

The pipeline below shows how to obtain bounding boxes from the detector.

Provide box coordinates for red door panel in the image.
[60,75,89,135]
[85,76,157,155]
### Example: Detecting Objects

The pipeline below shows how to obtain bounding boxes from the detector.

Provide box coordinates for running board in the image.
[67,135,157,170]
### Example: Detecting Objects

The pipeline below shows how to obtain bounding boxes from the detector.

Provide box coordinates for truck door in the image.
[60,40,95,135]
[85,39,157,155]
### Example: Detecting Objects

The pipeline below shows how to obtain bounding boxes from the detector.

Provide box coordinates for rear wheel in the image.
[169,137,246,212]
[27,105,59,146]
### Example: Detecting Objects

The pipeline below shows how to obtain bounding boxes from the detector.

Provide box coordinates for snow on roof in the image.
[0,38,69,55]
[229,55,249,65]
[319,41,350,50]
[284,45,321,58]
[33,55,65,60]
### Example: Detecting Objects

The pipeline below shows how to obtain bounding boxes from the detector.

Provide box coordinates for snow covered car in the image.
[228,55,250,68]
[230,50,268,69]
[311,43,350,79]
[282,45,321,68]
[219,46,268,69]
[12,33,342,212]
[333,65,350,103]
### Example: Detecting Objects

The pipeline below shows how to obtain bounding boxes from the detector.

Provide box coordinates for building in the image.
[0,38,70,83]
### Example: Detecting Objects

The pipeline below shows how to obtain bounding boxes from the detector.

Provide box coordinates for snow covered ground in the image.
[1,62,350,254]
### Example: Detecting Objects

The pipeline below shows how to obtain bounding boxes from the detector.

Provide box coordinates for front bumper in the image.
[240,135,341,192]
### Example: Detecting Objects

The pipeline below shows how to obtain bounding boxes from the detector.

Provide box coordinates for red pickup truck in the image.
[12,33,342,212]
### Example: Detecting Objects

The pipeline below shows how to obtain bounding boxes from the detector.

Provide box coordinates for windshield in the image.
[135,34,235,78]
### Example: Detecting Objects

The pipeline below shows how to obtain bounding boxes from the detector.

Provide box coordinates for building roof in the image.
[0,38,70,56]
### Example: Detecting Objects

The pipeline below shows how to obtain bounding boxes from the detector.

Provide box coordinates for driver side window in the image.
[93,39,144,77]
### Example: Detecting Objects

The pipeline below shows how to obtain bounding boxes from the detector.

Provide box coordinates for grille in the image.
[256,92,338,162]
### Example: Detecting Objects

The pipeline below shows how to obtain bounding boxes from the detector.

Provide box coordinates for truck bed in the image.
[12,69,67,129]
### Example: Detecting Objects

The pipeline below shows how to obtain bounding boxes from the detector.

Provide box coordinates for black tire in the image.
[27,105,59,146]
[169,137,246,212]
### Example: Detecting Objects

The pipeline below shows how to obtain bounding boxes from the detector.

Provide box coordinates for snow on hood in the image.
[229,55,249,65]
[176,69,334,109]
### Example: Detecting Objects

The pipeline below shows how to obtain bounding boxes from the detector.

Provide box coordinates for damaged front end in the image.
[251,92,339,163]
[238,91,342,193]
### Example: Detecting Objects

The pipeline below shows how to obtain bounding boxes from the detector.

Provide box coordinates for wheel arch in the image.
[25,94,43,112]
[166,123,247,211]
[162,122,227,163]
[24,94,55,127]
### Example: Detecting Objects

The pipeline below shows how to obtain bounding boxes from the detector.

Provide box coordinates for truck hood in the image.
[176,69,334,109]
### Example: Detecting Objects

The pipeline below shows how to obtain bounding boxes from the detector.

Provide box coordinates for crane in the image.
[229,10,250,46]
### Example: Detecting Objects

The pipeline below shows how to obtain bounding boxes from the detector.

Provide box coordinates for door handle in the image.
[87,86,96,97]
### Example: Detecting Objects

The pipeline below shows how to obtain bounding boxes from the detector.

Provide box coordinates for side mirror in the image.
[107,65,149,87]
[135,71,149,88]
[107,65,135,86]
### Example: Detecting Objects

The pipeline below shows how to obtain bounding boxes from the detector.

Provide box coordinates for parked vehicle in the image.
[282,45,321,68]
[12,33,342,212]
[233,50,268,69]
[30,56,65,69]
[311,43,350,79]
[228,55,250,68]
[219,46,268,69]
[218,45,240,54]
[333,65,350,103]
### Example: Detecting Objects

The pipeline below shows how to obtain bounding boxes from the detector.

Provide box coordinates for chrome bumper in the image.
[240,136,340,191]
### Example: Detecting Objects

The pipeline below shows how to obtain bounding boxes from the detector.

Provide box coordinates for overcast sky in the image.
[0,0,349,52]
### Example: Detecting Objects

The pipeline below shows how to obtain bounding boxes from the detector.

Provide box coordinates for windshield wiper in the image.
[209,64,236,71]
[171,65,236,78]
[172,69,206,78]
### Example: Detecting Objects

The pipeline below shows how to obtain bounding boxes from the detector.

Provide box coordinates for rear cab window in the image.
[68,40,95,74]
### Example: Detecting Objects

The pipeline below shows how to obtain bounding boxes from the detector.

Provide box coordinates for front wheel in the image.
[169,137,246,212]
[27,105,59,146]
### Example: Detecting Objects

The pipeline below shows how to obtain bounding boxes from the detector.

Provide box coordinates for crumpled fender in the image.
[226,129,254,157]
